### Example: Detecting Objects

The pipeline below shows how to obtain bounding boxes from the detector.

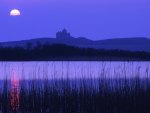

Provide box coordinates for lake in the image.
[0,61,150,113]
[0,61,150,80]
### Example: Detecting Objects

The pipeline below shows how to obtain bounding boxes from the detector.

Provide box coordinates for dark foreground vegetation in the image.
[0,44,150,61]
[0,78,150,113]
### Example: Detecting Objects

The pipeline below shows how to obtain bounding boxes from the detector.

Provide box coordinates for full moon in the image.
[10,9,21,16]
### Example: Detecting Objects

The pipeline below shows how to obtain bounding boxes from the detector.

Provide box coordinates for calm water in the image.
[0,61,150,80]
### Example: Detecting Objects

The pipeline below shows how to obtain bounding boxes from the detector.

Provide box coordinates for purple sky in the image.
[0,0,150,42]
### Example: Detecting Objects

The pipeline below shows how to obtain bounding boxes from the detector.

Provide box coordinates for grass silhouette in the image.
[0,62,150,113]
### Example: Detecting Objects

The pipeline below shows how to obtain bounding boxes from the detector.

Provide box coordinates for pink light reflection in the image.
[10,70,20,112]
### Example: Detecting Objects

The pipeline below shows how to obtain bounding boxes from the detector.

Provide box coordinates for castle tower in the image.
[56,29,72,39]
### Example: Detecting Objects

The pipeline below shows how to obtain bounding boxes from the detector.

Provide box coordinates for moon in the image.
[10,9,21,16]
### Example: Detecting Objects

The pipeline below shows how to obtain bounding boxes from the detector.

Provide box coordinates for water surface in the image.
[0,61,150,80]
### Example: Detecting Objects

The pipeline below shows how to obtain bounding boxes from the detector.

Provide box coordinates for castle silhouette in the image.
[56,29,73,39]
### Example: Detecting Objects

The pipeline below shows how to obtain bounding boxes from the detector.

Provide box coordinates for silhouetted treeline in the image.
[0,44,150,61]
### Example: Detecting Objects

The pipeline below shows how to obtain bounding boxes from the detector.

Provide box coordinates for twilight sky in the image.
[0,0,150,42]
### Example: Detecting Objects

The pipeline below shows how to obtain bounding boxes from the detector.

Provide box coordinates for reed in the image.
[0,62,150,113]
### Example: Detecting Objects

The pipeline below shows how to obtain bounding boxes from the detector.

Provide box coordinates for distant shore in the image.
[0,44,150,61]
[1,57,149,61]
